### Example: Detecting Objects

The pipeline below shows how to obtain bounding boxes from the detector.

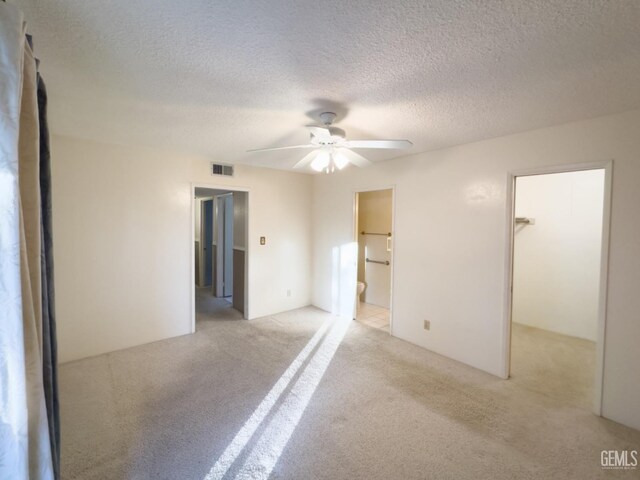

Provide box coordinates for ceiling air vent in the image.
[211,163,234,177]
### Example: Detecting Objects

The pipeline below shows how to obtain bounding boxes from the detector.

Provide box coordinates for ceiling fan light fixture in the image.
[333,151,349,170]
[311,150,330,171]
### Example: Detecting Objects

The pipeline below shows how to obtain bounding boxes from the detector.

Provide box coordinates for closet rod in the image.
[361,231,391,236]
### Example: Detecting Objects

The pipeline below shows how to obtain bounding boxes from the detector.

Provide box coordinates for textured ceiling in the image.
[15,0,640,171]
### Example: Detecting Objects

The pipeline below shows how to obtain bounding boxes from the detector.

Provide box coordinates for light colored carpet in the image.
[59,304,639,479]
[511,322,596,411]
[195,287,240,319]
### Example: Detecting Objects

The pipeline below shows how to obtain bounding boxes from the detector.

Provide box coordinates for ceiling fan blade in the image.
[293,150,320,169]
[338,148,373,168]
[345,139,413,149]
[247,144,314,153]
[306,125,332,140]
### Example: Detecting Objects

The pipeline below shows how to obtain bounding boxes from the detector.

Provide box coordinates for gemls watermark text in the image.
[601,450,638,470]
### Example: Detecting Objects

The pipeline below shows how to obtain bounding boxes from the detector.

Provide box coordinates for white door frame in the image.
[352,185,397,335]
[190,183,250,332]
[501,160,613,415]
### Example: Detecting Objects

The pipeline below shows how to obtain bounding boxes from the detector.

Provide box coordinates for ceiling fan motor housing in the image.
[319,111,337,125]
[311,112,345,144]
[310,128,345,145]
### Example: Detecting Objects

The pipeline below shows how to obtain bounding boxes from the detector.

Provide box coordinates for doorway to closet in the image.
[193,186,248,328]
[506,165,611,414]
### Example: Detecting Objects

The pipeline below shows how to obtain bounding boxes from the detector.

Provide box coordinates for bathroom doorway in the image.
[505,163,612,414]
[354,188,394,333]
[192,186,248,330]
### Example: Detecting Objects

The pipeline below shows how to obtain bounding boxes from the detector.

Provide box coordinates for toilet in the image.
[356,281,367,301]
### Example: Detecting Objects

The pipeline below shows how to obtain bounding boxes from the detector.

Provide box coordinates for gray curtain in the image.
[37,70,60,480]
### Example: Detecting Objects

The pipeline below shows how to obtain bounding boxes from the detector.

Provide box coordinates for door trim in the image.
[501,160,613,416]
[190,183,250,333]
[215,195,224,297]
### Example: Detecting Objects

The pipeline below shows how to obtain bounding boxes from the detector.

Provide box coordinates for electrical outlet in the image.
[287,289,292,297]
[424,320,431,331]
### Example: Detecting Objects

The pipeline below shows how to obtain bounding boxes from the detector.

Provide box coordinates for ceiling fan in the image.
[247,112,413,173]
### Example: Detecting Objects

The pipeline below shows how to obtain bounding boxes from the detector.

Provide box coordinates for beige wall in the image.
[312,109,640,430]
[51,134,313,362]
[358,190,393,235]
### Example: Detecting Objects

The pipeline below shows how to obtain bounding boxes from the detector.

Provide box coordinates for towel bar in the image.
[366,258,390,266]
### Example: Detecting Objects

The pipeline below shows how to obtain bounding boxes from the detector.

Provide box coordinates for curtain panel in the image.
[1,3,59,479]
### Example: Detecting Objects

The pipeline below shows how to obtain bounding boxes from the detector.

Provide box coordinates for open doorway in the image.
[193,186,248,328]
[354,188,394,332]
[506,165,611,413]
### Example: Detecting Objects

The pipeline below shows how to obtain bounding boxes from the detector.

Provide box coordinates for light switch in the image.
[260,236,266,245]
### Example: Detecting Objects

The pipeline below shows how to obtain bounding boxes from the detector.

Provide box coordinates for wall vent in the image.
[211,163,234,177]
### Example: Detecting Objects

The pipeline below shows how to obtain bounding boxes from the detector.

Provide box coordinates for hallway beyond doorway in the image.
[196,286,242,323]
[193,185,248,331]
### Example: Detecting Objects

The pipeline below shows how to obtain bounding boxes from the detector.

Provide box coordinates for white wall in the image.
[51,134,312,363]
[312,109,640,430]
[512,170,604,341]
